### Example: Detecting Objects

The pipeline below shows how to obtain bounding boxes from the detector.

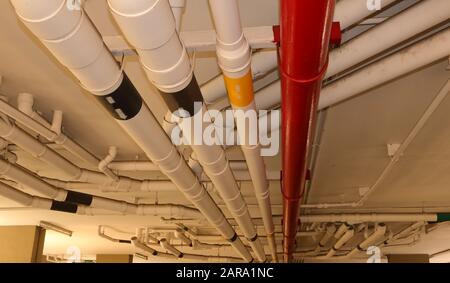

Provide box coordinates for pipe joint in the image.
[141,46,193,93]
[108,0,176,50]
[216,34,252,78]
[11,0,82,40]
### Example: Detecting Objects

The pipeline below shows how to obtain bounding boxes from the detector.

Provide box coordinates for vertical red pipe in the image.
[279,0,335,262]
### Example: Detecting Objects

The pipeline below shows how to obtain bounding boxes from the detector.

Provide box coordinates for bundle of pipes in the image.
[207,0,277,262]
[279,0,336,262]
[344,224,387,258]
[10,0,253,262]
[201,0,400,106]
[0,116,176,192]
[321,225,355,259]
[131,237,242,263]
[107,0,265,262]
[205,0,450,113]
[0,93,109,169]
[298,224,336,257]
[0,177,199,218]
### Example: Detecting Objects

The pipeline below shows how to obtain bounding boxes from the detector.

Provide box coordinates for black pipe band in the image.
[227,233,238,243]
[160,76,204,116]
[248,234,258,242]
[50,201,78,214]
[97,73,143,120]
[119,240,131,244]
[65,191,93,206]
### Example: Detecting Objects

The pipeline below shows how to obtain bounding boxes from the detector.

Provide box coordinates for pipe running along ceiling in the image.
[1,0,449,263]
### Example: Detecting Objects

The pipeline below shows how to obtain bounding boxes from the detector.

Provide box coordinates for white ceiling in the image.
[0,0,450,261]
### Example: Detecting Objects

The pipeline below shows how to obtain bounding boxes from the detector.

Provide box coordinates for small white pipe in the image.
[174,230,193,247]
[160,238,183,257]
[328,0,450,78]
[98,146,119,181]
[323,228,355,258]
[0,115,181,192]
[321,33,450,109]
[179,112,265,261]
[300,224,337,257]
[345,224,387,258]
[17,92,52,128]
[50,110,63,135]
[334,0,398,30]
[3,93,106,167]
[381,221,425,247]
[300,214,438,223]
[108,159,248,172]
[132,237,242,263]
[169,0,186,32]
[0,160,201,218]
[108,161,160,171]
[248,4,450,112]
[334,223,350,240]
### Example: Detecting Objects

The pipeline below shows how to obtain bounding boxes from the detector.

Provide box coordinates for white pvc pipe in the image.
[0,159,201,218]
[382,221,425,246]
[327,0,450,78]
[11,0,251,262]
[0,118,160,192]
[132,237,242,263]
[345,224,387,258]
[319,27,450,109]
[17,92,52,128]
[323,228,355,258]
[1,91,112,171]
[108,0,258,262]
[334,0,398,30]
[248,2,450,111]
[174,230,193,246]
[169,0,186,32]
[178,111,266,261]
[300,224,337,257]
[98,146,119,181]
[160,238,183,257]
[201,0,401,106]
[108,160,248,172]
[208,0,274,262]
[300,214,438,223]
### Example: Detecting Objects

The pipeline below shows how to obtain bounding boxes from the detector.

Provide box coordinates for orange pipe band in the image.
[224,71,254,108]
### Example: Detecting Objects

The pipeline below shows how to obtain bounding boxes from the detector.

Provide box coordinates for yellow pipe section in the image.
[224,71,255,108]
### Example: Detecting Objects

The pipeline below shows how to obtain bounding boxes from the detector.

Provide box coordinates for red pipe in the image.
[279,0,335,262]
